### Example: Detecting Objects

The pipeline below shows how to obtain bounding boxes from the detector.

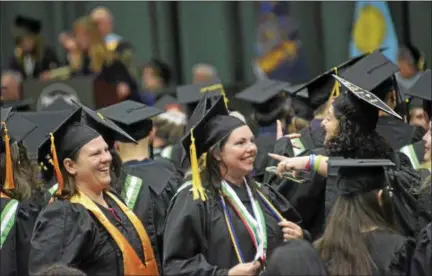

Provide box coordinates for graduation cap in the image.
[288,51,372,108]
[176,80,229,108]
[70,100,136,146]
[402,70,432,117]
[235,79,294,126]
[98,100,163,141]
[181,94,245,201]
[327,158,395,195]
[14,15,42,36]
[1,108,38,190]
[339,51,399,100]
[333,74,402,120]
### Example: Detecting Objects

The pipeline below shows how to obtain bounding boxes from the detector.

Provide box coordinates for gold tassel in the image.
[189,128,207,201]
[328,67,341,101]
[220,86,230,110]
[49,133,64,195]
[1,122,15,190]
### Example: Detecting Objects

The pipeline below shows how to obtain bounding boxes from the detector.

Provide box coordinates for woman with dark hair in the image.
[8,15,59,80]
[1,109,40,276]
[314,159,414,276]
[264,239,327,276]
[28,111,159,275]
[269,76,422,238]
[163,95,306,275]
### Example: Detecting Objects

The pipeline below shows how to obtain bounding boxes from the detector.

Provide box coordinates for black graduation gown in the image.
[410,223,431,276]
[367,230,415,276]
[163,181,302,276]
[120,159,178,270]
[8,47,59,79]
[254,135,276,183]
[376,116,418,150]
[1,198,39,276]
[28,194,146,276]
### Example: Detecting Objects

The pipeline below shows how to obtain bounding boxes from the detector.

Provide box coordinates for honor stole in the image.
[70,191,159,276]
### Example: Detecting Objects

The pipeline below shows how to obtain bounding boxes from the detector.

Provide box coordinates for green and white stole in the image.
[121,174,143,210]
[0,193,19,248]
[220,180,267,262]
[400,144,420,170]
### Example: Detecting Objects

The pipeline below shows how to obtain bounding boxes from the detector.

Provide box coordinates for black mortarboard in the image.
[1,99,33,112]
[340,51,399,100]
[403,70,432,117]
[98,100,163,141]
[235,79,290,104]
[0,107,12,125]
[236,79,293,126]
[289,52,371,108]
[403,70,432,102]
[327,158,395,195]
[2,112,37,145]
[14,15,42,36]
[333,75,402,120]
[154,95,180,111]
[70,100,136,145]
[20,109,82,163]
[181,94,245,201]
[176,80,228,105]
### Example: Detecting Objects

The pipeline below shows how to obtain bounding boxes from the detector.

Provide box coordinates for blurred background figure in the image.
[396,44,426,90]
[90,6,137,79]
[140,59,172,105]
[1,70,22,101]
[8,15,59,80]
[192,63,219,84]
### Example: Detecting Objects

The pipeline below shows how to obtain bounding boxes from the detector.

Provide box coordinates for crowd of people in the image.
[1,6,431,276]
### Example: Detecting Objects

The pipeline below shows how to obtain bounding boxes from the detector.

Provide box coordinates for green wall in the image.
[1,1,431,85]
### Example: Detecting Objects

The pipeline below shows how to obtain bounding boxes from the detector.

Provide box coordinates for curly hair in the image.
[325,92,393,159]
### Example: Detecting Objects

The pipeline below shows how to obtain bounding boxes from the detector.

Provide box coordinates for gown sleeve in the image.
[388,236,416,276]
[163,189,229,276]
[410,223,431,276]
[28,200,93,275]
[15,201,40,276]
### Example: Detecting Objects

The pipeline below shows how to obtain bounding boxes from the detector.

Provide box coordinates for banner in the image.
[349,1,398,64]
[254,1,308,83]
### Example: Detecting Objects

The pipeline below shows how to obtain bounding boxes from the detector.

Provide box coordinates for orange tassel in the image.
[49,133,64,195]
[1,122,15,190]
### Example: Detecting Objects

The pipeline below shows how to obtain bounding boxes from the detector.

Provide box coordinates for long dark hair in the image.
[315,186,396,276]
[326,93,393,159]
[1,142,35,200]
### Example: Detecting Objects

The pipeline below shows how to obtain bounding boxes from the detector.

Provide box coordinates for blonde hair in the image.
[153,111,186,145]
[287,116,310,134]
[71,16,114,73]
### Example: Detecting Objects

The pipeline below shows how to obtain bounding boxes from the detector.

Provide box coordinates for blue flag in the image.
[349,1,399,64]
[254,1,308,83]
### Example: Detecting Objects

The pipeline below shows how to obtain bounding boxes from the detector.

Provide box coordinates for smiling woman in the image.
[163,94,305,276]
[28,112,159,276]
